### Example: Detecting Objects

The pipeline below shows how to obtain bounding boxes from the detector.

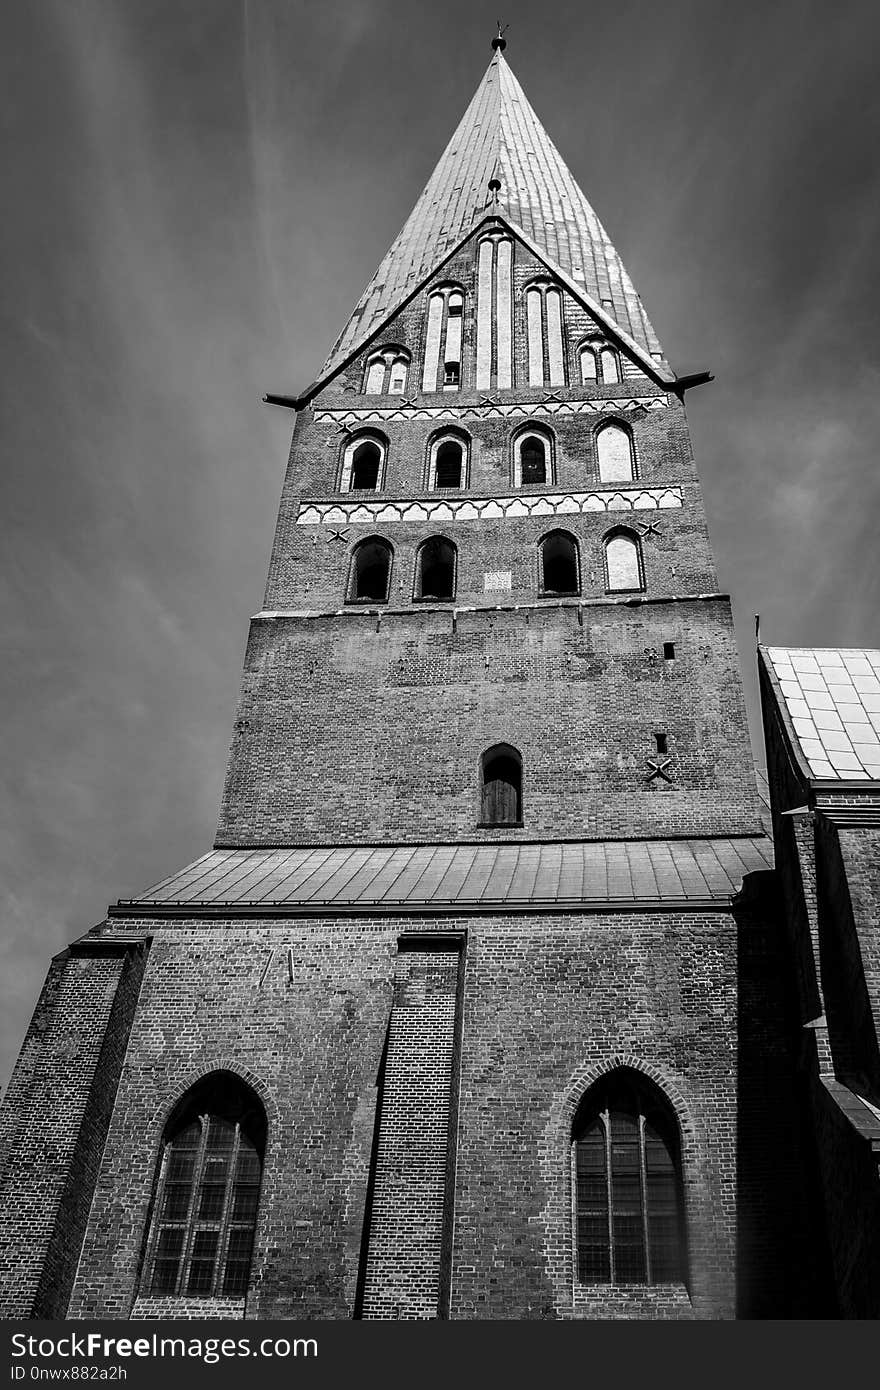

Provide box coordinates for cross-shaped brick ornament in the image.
[328,528,350,545]
[638,520,663,538]
[645,756,673,784]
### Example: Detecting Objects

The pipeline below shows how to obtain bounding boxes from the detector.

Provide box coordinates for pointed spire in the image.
[319,47,663,380]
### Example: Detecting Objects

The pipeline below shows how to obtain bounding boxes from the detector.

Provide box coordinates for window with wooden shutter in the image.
[480,744,523,825]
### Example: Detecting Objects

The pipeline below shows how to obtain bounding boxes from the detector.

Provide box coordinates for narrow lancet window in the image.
[526,287,544,386]
[348,538,393,603]
[480,744,523,825]
[546,288,565,386]
[422,292,445,392]
[476,238,513,390]
[388,356,408,393]
[525,282,566,388]
[600,347,620,384]
[423,286,464,391]
[580,347,598,383]
[365,358,385,394]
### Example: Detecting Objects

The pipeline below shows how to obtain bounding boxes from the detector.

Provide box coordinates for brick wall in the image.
[218,600,762,845]
[357,940,462,1319]
[0,940,147,1317]
[50,898,803,1321]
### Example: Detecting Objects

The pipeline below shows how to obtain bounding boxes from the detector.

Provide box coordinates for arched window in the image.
[573,1071,685,1285]
[600,347,620,384]
[347,537,393,603]
[388,355,408,394]
[524,281,566,388]
[476,236,513,389]
[596,423,635,484]
[579,346,598,383]
[539,530,580,596]
[422,285,465,392]
[480,744,523,825]
[339,432,387,493]
[363,348,409,396]
[513,428,553,488]
[142,1073,266,1299]
[427,432,468,490]
[414,536,456,601]
[436,443,462,488]
[350,442,380,490]
[364,357,385,394]
[604,530,644,592]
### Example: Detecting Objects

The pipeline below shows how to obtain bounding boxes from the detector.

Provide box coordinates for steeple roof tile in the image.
[320,51,664,381]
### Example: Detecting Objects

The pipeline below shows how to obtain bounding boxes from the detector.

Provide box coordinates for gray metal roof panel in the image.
[124,837,773,912]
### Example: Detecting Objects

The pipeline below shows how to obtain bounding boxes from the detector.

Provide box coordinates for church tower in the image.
[0,40,824,1320]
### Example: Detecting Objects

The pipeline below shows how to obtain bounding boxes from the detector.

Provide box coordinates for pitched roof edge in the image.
[287,212,679,408]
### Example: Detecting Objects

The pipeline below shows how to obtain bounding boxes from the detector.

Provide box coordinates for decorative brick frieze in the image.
[313,395,670,427]
[296,486,683,528]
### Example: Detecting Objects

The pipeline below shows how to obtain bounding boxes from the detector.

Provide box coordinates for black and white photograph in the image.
[1,0,878,1363]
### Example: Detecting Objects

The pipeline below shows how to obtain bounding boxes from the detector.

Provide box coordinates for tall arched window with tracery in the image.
[573,1071,685,1286]
[141,1073,266,1299]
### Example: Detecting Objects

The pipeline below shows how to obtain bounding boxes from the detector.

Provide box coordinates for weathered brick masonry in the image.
[47,904,802,1321]
[218,601,759,845]
[0,40,848,1320]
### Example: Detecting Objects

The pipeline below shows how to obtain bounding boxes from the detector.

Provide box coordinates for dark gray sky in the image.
[2,0,879,1087]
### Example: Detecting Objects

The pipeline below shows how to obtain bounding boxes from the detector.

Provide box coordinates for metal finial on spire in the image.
[491,22,508,52]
